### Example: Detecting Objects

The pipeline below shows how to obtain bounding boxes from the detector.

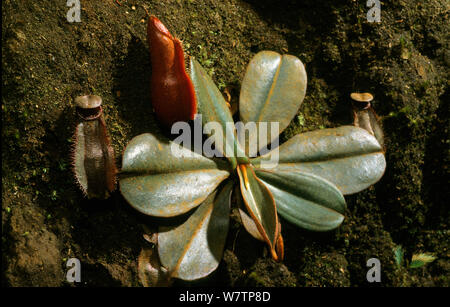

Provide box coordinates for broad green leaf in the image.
[239,51,307,154]
[237,164,280,260]
[256,170,346,231]
[190,58,248,168]
[120,133,229,217]
[252,126,386,195]
[158,181,233,281]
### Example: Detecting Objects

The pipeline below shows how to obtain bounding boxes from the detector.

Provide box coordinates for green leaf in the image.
[393,245,404,267]
[234,185,265,242]
[237,164,280,260]
[256,170,346,231]
[238,208,265,242]
[252,126,386,195]
[409,253,436,269]
[157,181,233,281]
[190,58,248,168]
[120,133,229,217]
[239,51,307,154]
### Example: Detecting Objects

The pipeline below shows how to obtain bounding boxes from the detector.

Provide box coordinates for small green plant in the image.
[393,245,437,269]
[120,51,386,283]
[410,253,437,268]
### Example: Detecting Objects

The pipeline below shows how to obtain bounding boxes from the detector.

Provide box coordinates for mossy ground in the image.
[2,0,448,286]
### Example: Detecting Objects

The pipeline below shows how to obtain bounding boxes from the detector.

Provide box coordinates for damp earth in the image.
[2,0,448,286]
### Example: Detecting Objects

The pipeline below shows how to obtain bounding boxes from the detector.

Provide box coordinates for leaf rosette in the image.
[120,51,386,283]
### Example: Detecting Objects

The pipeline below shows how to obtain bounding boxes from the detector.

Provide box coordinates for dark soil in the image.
[2,0,449,287]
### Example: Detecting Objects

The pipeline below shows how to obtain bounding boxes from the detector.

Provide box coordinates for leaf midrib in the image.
[255,149,383,166]
[255,55,282,124]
